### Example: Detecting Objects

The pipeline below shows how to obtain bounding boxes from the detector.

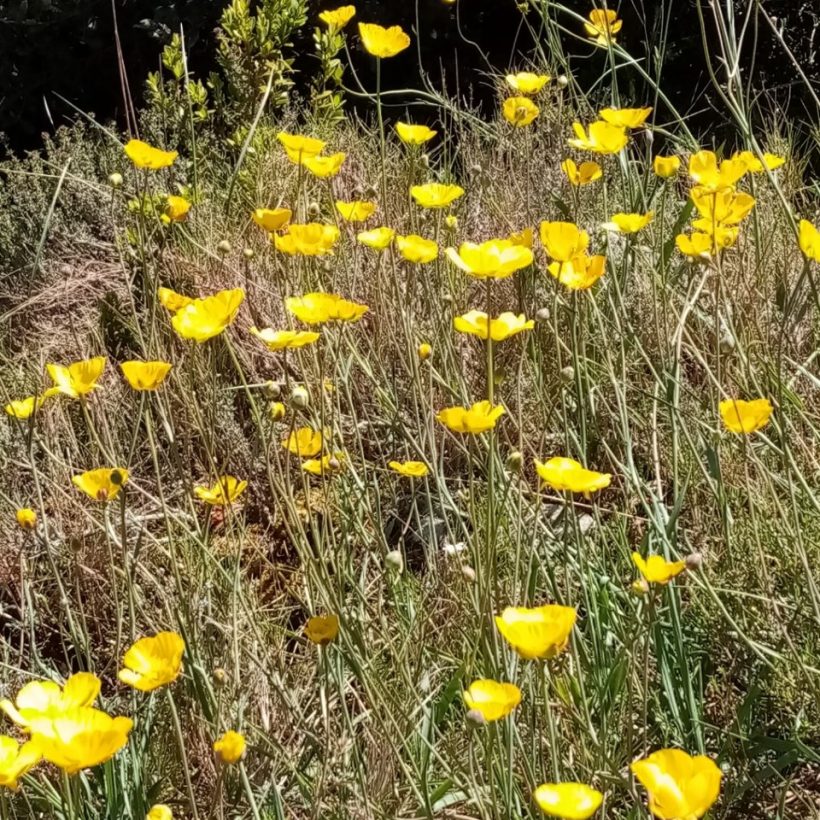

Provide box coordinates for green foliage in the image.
[311,25,348,127]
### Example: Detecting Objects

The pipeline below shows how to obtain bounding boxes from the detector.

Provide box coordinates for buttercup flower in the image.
[277,132,325,163]
[436,400,505,434]
[603,212,654,233]
[286,292,368,324]
[336,200,376,222]
[1,672,101,728]
[732,149,785,173]
[561,158,602,186]
[157,287,193,312]
[719,398,772,434]
[631,749,721,820]
[547,254,606,290]
[124,139,177,170]
[358,22,410,58]
[690,188,755,226]
[16,508,37,530]
[5,394,51,419]
[495,604,577,660]
[161,195,190,224]
[250,327,321,351]
[301,152,346,178]
[47,357,106,398]
[395,122,437,145]
[799,219,820,262]
[505,72,550,94]
[568,121,628,154]
[194,476,248,506]
[675,232,713,259]
[688,150,747,191]
[654,155,681,178]
[454,310,534,342]
[388,460,429,478]
[599,106,652,129]
[118,632,185,691]
[539,221,590,262]
[252,207,292,232]
[171,288,244,342]
[120,361,172,391]
[319,5,355,29]
[445,239,532,278]
[462,680,521,722]
[535,457,611,494]
[147,806,174,820]
[0,736,41,790]
[396,234,439,264]
[214,730,246,764]
[302,452,346,476]
[274,223,340,256]
[417,342,432,360]
[533,783,603,819]
[410,183,465,209]
[632,552,686,585]
[584,9,622,45]
[357,226,395,249]
[72,468,129,502]
[503,96,539,127]
[305,614,339,645]
[508,227,534,248]
[282,427,325,457]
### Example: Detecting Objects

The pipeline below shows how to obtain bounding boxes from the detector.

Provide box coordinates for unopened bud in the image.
[684,552,703,570]
[719,332,735,353]
[557,74,569,87]
[307,201,321,217]
[213,667,227,686]
[506,451,523,472]
[535,307,550,322]
[328,456,341,470]
[108,172,123,188]
[420,153,430,168]
[461,564,476,582]
[385,550,404,572]
[217,239,231,255]
[560,365,575,382]
[290,385,309,408]
[243,247,255,259]
[263,380,281,399]
[466,707,485,725]
[269,401,286,421]
[469,163,482,175]
[417,342,432,360]
[631,578,649,595]
[445,214,458,230]
[643,128,654,145]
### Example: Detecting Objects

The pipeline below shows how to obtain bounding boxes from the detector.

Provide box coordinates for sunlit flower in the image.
[160,195,190,225]
[653,155,681,178]
[799,219,820,262]
[395,122,437,145]
[277,132,325,163]
[561,158,602,186]
[336,200,376,222]
[454,310,534,342]
[250,327,321,351]
[5,394,50,419]
[1,672,101,728]
[568,121,628,154]
[731,149,785,173]
[539,221,590,262]
[388,460,429,478]
[675,232,713,259]
[410,183,465,209]
[436,400,505,434]
[282,427,325,457]
[357,226,395,249]
[120,361,172,391]
[358,22,411,58]
[319,4,356,29]
[286,292,368,324]
[302,452,346,475]
[690,220,738,249]
[213,730,246,764]
[495,604,577,660]
[445,239,532,278]
[505,72,550,94]
[171,288,244,342]
[274,223,340,255]
[15,508,37,530]
[534,457,611,494]
[508,227,534,248]
[305,614,339,645]
[0,736,41,790]
[396,234,439,264]
[502,96,539,127]
[547,254,606,290]
[417,342,432,360]
[719,398,772,434]
[194,476,248,506]
[252,207,292,232]
[632,552,686,585]
[301,152,346,178]
[690,188,755,226]
[46,357,106,398]
[631,749,721,820]
[118,632,185,691]
[688,150,747,191]
[603,211,654,233]
[584,9,622,45]
[157,287,193,312]
[599,106,652,129]
[124,139,177,170]
[72,468,129,502]
[462,680,521,722]
[147,805,174,820]
[533,783,604,819]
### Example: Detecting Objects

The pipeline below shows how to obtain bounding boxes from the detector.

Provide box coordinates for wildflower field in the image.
[1,2,820,818]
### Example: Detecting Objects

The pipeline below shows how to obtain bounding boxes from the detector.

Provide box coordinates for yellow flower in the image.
[453,310,534,342]
[282,427,325,457]
[0,736,41,790]
[277,132,325,163]
[302,452,346,476]
[395,122,437,145]
[495,604,577,660]
[561,158,602,186]
[157,287,193,312]
[653,155,681,178]
[436,400,505,434]
[213,730,246,764]
[1,672,101,728]
[286,292,368,325]
[274,223,340,256]
[301,152,346,178]
[690,188,755,226]
[124,139,177,170]
[675,232,713,259]
[505,71,550,94]
[547,254,606,290]
[731,149,785,173]
[417,342,432,360]
[444,214,459,230]
[161,195,190,224]
[534,457,611,494]
[604,211,654,233]
[194,476,248,506]
[147,805,174,820]
[502,96,540,127]
[396,234,439,264]
[688,150,747,190]
[719,398,772,434]
[584,8,622,44]
[120,361,172,391]
[568,121,629,154]
[252,207,292,232]
[357,226,395,249]
[508,227,534,248]
[689,221,737,249]
[305,613,339,645]
[335,200,376,222]
[632,553,686,585]
[533,783,604,819]
[410,183,465,209]
[250,327,321,351]
[462,680,521,722]
[799,219,820,262]
[27,707,133,774]
[171,288,245,342]
[269,401,286,421]
[319,4,356,29]
[631,749,721,820]
[358,22,411,58]
[5,394,50,419]
[445,239,533,278]
[599,106,652,129]
[388,460,429,478]
[16,508,37,530]
[72,468,129,502]
[118,632,185,691]
[46,357,106,398]
[539,221,590,262]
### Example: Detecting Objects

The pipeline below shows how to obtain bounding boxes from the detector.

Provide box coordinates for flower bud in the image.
[684,552,703,570]
[243,247,255,259]
[506,451,523,472]
[445,214,458,230]
[263,380,281,399]
[469,163,482,175]
[560,365,575,382]
[290,385,309,408]
[328,456,341,471]
[16,508,37,530]
[535,307,550,322]
[212,667,227,686]
[108,172,123,188]
[466,707,485,725]
[420,153,430,168]
[217,239,231,255]
[417,342,432,361]
[307,201,321,217]
[461,564,476,582]
[631,578,649,595]
[269,401,286,421]
[385,550,404,572]
[719,332,736,353]
[557,74,569,87]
